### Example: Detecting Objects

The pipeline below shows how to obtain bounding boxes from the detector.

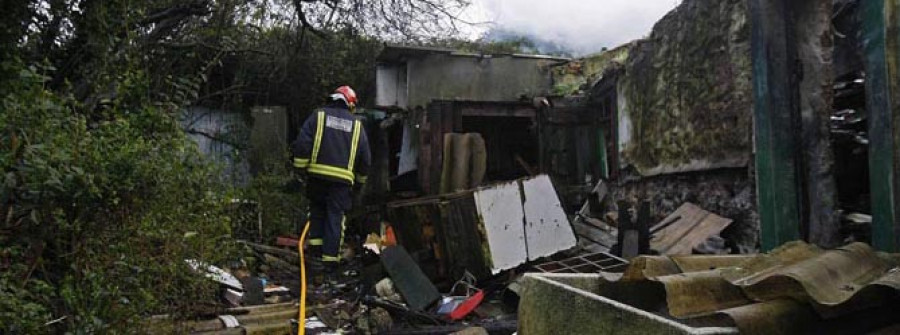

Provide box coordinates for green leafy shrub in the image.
[1,58,237,333]
[236,155,307,243]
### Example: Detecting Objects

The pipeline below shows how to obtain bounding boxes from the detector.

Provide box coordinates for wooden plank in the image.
[650,203,733,255]
[666,215,732,255]
[863,0,900,252]
[578,240,610,254]
[649,203,708,252]
[750,0,803,251]
[239,240,297,260]
[583,217,615,232]
[572,220,617,248]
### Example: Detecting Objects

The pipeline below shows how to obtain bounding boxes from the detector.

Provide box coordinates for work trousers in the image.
[306,177,351,264]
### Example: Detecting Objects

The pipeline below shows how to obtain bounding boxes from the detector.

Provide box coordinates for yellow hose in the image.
[297,221,310,335]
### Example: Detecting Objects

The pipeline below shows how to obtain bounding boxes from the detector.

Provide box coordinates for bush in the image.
[1,59,237,333]
[236,156,308,243]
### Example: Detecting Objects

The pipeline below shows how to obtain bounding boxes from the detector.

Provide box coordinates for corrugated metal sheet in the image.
[597,241,900,335]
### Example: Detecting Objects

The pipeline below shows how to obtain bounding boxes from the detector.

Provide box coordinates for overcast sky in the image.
[462,0,681,55]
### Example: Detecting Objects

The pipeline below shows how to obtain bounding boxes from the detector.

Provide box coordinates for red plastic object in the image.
[449,290,484,321]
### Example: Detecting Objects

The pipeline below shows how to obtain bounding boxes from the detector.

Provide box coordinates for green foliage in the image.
[1,0,475,332]
[1,57,236,333]
[237,157,307,243]
[220,27,382,124]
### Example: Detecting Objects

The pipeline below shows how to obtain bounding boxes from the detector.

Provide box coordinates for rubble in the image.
[571,183,734,258]
[381,246,441,312]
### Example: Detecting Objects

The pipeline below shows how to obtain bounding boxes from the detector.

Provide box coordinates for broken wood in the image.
[263,254,300,274]
[515,154,537,176]
[583,217,615,232]
[614,201,651,259]
[572,219,617,248]
[239,240,298,260]
[650,203,733,255]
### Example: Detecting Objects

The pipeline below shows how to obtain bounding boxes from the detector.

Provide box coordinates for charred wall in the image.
[618,0,752,176]
[611,168,758,252]
[607,0,758,252]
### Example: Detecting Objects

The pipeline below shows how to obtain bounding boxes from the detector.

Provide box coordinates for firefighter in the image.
[291,85,370,280]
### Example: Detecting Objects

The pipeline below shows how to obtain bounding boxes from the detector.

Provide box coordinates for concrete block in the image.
[517,273,738,335]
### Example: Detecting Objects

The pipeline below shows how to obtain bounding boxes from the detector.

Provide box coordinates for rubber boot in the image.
[323,261,340,288]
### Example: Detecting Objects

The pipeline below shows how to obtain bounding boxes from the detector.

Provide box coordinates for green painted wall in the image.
[864,0,900,252]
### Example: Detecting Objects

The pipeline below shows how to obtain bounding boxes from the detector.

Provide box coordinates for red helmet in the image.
[331,85,358,108]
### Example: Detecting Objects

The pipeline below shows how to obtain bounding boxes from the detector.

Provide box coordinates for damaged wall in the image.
[551,43,632,96]
[377,47,562,110]
[618,0,752,176]
[406,54,557,109]
[605,0,758,252]
[611,168,758,253]
[793,0,839,247]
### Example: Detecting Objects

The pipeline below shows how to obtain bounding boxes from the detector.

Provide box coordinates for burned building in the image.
[373,45,575,196]
[366,0,900,282]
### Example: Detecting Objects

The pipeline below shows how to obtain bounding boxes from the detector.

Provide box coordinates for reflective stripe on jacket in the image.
[291,105,370,185]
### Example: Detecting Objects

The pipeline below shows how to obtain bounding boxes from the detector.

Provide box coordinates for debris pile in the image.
[572,180,734,258]
[831,71,871,244]
[173,170,890,335]
[518,241,900,335]
[176,229,525,334]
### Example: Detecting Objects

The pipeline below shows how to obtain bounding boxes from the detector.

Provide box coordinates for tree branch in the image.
[184,128,248,150]
[141,1,211,25]
[292,0,327,39]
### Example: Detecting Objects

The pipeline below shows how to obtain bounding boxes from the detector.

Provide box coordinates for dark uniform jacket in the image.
[291,103,370,185]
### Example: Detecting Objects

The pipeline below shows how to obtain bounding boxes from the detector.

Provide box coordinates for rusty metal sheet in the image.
[655,270,751,318]
[721,242,899,311]
[669,255,756,273]
[713,299,819,335]
[602,241,900,334]
[619,255,682,280]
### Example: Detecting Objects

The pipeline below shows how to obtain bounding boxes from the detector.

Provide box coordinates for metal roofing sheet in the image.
[599,241,900,335]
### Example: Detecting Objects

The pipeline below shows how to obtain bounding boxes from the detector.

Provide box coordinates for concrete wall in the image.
[518,273,739,335]
[403,54,556,109]
[604,0,759,253]
[618,0,752,176]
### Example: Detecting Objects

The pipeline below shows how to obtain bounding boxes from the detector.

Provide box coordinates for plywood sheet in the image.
[473,180,527,273]
[651,203,733,255]
[522,175,578,260]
